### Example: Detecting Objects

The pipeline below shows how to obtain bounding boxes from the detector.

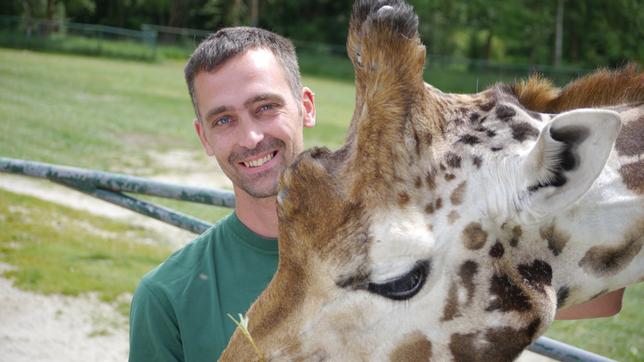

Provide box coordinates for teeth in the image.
[243,153,274,168]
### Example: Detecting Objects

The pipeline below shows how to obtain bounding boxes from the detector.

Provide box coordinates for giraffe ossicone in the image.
[221,0,644,360]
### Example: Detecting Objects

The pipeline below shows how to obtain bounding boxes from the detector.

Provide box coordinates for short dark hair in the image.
[184,27,302,120]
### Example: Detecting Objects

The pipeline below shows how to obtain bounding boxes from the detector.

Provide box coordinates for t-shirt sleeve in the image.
[129,279,183,362]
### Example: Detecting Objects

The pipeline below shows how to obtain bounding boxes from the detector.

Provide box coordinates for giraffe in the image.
[220,0,644,360]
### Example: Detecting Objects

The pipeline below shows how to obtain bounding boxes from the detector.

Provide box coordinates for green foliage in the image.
[2,0,641,67]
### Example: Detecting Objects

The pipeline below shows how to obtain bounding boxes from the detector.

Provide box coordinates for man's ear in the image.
[521,109,621,217]
[302,87,316,128]
[194,118,215,156]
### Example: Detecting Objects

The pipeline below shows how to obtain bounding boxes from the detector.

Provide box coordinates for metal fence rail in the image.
[528,337,615,362]
[0,157,618,361]
[0,157,234,234]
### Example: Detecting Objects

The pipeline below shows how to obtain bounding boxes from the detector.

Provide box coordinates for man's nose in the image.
[237,116,264,149]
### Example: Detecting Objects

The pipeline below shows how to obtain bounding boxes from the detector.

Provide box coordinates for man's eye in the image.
[258,103,277,113]
[213,116,231,127]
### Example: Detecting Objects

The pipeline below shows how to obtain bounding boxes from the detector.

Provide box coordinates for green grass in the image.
[0,48,641,360]
[546,284,644,361]
[0,49,195,173]
[0,48,354,172]
[0,188,173,314]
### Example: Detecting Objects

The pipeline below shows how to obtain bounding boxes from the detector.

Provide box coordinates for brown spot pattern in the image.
[460,260,478,303]
[445,173,456,181]
[425,203,435,214]
[496,104,516,121]
[510,226,522,247]
[426,172,436,190]
[449,332,478,362]
[481,318,542,361]
[450,181,467,205]
[556,286,570,308]
[616,115,644,157]
[442,261,479,322]
[539,224,569,256]
[458,134,481,145]
[389,331,432,362]
[462,222,488,250]
[472,155,483,169]
[486,273,532,312]
[449,318,540,362]
[510,122,539,142]
[414,176,422,188]
[445,152,462,168]
[619,159,644,194]
[579,223,643,277]
[489,241,505,258]
[442,281,460,321]
[398,192,410,206]
[448,210,460,224]
[517,259,552,293]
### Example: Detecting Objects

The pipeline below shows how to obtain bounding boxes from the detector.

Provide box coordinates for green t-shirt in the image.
[129,212,278,362]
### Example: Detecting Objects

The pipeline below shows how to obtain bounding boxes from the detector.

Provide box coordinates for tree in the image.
[554,0,564,67]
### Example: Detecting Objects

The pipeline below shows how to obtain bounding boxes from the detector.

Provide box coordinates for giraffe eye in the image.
[367,260,430,300]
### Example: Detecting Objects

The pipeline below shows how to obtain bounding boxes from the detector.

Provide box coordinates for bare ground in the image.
[0,262,129,362]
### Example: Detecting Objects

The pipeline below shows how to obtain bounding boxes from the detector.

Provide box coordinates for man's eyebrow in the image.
[203,105,232,121]
[244,93,286,108]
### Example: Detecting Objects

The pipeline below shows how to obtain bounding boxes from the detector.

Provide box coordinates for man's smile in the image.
[239,150,278,169]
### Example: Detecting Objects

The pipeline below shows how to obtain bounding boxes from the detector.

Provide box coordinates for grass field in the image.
[0,48,642,361]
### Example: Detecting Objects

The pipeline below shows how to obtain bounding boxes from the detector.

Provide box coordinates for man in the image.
[129,27,315,361]
[129,26,623,362]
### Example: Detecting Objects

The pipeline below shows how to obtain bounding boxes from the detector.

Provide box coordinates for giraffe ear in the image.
[521,109,621,217]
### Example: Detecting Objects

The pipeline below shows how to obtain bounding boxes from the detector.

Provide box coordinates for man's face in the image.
[193,48,315,198]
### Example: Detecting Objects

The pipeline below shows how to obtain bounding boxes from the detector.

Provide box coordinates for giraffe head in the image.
[221,1,644,360]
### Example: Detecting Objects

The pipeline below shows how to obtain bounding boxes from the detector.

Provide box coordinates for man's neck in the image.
[233,186,279,239]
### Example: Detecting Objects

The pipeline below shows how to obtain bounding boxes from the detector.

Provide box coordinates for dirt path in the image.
[0,263,128,362]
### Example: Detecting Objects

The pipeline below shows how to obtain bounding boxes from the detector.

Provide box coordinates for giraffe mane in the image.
[511,63,644,112]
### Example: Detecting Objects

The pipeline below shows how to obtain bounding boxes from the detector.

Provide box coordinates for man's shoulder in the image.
[139,214,234,291]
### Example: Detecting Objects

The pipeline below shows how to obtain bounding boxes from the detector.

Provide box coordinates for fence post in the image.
[141,24,158,60]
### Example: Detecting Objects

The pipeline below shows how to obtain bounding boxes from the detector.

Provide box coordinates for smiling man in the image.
[128,27,315,362]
